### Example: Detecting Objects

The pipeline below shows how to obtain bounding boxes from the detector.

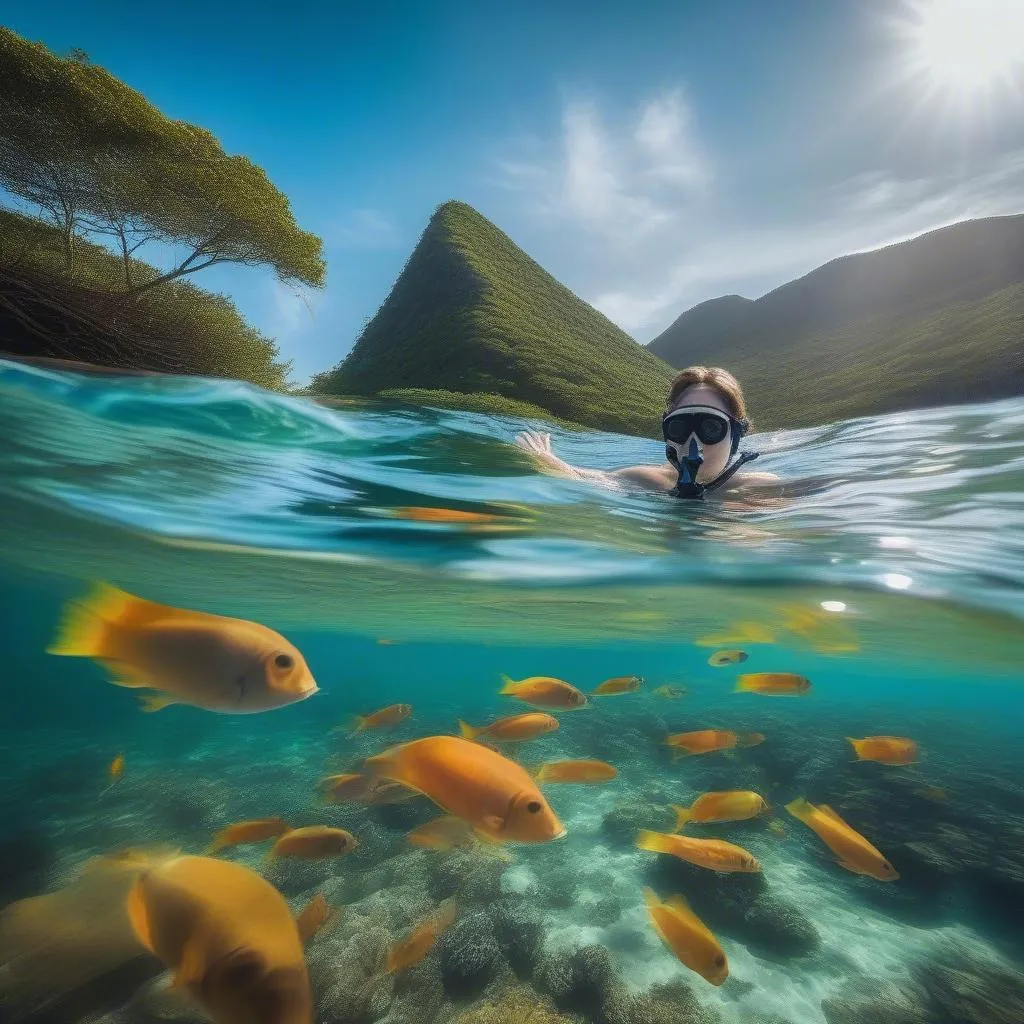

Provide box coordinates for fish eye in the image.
[274,653,294,670]
[713,954,725,967]
[526,800,542,813]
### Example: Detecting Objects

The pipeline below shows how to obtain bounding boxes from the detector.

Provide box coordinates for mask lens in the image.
[665,417,691,442]
[697,415,728,445]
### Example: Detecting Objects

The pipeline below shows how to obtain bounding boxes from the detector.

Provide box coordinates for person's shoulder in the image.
[737,471,780,484]
[611,463,676,490]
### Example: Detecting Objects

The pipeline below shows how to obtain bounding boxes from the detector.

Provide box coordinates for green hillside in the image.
[648,215,1024,428]
[311,201,676,436]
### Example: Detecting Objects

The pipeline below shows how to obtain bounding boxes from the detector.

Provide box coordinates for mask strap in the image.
[701,450,760,493]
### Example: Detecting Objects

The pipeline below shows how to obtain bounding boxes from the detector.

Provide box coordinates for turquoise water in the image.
[1,357,1023,1024]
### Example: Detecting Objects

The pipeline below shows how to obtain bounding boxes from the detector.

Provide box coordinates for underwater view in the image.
[1,356,1023,1024]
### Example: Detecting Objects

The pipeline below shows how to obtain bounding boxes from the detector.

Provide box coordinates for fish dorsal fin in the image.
[818,804,850,827]
[125,879,155,952]
[173,938,208,989]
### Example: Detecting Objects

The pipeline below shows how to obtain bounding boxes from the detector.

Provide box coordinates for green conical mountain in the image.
[312,201,676,435]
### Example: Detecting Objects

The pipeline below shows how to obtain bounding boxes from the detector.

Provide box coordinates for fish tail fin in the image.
[642,887,662,912]
[669,747,688,761]
[738,733,764,748]
[47,582,135,658]
[671,804,692,831]
[125,878,155,952]
[529,763,547,782]
[845,737,863,758]
[635,829,674,855]
[498,674,519,695]
[733,676,753,693]
[458,720,479,740]
[785,797,814,823]
[138,693,177,713]
[346,716,366,737]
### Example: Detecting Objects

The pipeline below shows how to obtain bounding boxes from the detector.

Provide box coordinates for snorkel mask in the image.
[661,405,760,499]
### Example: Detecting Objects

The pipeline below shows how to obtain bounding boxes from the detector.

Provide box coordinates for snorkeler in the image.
[515,365,779,500]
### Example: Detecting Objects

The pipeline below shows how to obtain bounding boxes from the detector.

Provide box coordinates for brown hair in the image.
[666,366,749,425]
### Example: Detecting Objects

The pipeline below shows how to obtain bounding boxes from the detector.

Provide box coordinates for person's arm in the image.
[514,431,672,492]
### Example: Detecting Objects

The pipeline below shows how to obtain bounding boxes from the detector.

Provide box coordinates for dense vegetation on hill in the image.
[0,28,323,386]
[649,215,1024,428]
[311,201,676,436]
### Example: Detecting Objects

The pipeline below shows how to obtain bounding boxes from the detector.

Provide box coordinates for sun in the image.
[893,0,1024,96]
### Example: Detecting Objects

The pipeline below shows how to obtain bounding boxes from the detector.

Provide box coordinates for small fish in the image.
[346,703,412,735]
[785,797,898,881]
[296,892,341,944]
[48,582,317,714]
[390,507,505,524]
[636,829,761,873]
[914,785,948,803]
[672,791,771,829]
[698,621,774,646]
[269,827,358,860]
[108,753,125,785]
[207,818,291,854]
[499,674,588,710]
[652,684,687,699]
[707,650,749,667]
[664,730,764,758]
[319,773,374,804]
[767,819,786,837]
[458,712,559,743]
[384,900,458,974]
[376,638,398,646]
[125,854,312,1024]
[363,735,565,843]
[847,736,918,766]
[533,759,617,784]
[643,888,728,986]
[407,815,476,852]
[591,675,643,696]
[735,673,811,696]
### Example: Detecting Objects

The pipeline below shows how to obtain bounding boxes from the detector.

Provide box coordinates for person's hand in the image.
[514,430,556,459]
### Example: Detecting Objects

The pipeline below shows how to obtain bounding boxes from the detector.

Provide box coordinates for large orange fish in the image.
[48,583,317,714]
[672,791,770,829]
[664,730,764,758]
[499,675,588,710]
[363,735,565,843]
[533,760,617,784]
[591,675,643,696]
[847,736,918,765]
[407,815,476,852]
[458,713,559,743]
[207,818,291,854]
[643,888,728,986]
[735,673,811,696]
[269,827,357,860]
[125,854,312,1024]
[347,703,412,735]
[636,830,761,873]
[785,798,898,881]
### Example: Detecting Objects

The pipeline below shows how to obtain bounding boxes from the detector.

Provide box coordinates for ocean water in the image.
[1,356,1023,1024]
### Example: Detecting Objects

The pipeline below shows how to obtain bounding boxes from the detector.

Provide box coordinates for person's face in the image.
[667,384,732,481]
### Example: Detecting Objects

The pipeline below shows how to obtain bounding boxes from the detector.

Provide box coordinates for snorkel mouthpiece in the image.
[675,437,706,499]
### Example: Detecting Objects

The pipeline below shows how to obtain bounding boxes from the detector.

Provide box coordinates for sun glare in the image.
[895,0,1024,95]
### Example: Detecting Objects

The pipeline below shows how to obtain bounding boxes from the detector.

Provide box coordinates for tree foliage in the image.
[0,27,325,292]
[312,201,676,436]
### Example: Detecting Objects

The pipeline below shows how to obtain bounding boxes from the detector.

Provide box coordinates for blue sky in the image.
[5,1,1024,382]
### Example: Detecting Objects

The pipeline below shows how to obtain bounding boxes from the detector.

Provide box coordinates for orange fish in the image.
[847,736,918,765]
[319,773,374,804]
[361,779,422,805]
[296,892,341,944]
[785,798,898,881]
[108,753,125,785]
[48,582,317,714]
[652,685,687,699]
[458,712,559,743]
[672,791,770,829]
[636,830,761,873]
[363,735,565,843]
[591,675,643,696]
[125,854,312,1024]
[533,760,617,784]
[391,507,504,524]
[207,818,291,854]
[707,650,749,667]
[269,827,358,860]
[347,703,412,735]
[735,673,811,696]
[644,888,728,986]
[407,815,476,852]
[384,900,458,974]
[664,730,764,758]
[499,674,587,710]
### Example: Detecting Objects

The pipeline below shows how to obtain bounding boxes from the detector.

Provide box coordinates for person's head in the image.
[664,366,750,482]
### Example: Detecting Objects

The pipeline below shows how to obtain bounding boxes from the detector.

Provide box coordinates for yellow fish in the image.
[533,759,617,784]
[295,892,341,944]
[672,791,770,829]
[636,830,761,873]
[591,675,643,696]
[268,827,358,860]
[644,888,728,986]
[207,818,291,854]
[664,729,764,758]
[499,675,588,710]
[346,703,412,735]
[735,673,811,696]
[48,583,317,714]
[458,712,559,743]
[847,736,918,765]
[786,798,898,881]
[383,900,458,974]
[707,650,749,667]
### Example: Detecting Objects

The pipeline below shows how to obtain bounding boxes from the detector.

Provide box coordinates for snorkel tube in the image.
[662,408,760,500]
[673,437,706,499]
